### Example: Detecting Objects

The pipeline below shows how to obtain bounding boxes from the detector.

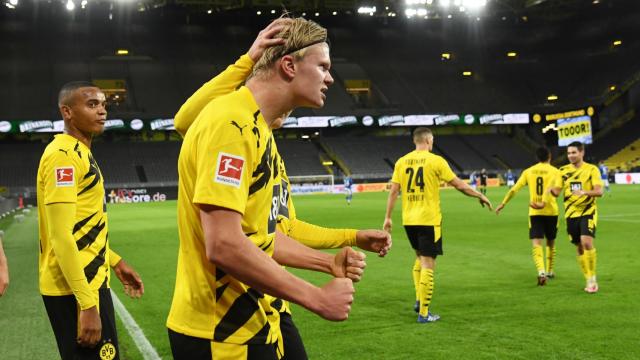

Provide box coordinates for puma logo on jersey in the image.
[230,121,247,135]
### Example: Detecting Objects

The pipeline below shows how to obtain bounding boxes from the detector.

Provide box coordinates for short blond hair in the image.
[252,17,328,77]
[413,127,433,144]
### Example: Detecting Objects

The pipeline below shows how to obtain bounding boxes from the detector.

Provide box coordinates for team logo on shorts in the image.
[214,152,244,188]
[54,167,74,187]
[99,342,117,360]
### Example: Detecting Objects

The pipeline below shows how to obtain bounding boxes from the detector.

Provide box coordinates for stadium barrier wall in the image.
[105,186,177,203]
[0,198,19,218]
[614,173,640,184]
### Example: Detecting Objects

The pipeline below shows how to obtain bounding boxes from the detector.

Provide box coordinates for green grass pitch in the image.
[1,185,639,359]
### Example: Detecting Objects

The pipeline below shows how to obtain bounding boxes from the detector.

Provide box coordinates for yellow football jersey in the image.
[167,86,282,345]
[391,150,456,226]
[501,163,561,216]
[37,134,111,296]
[558,162,603,218]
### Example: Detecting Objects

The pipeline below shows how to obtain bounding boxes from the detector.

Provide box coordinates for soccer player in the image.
[479,168,488,195]
[167,18,373,359]
[495,147,561,285]
[550,141,603,293]
[598,161,611,194]
[37,82,144,360]
[469,171,477,190]
[0,230,8,296]
[344,175,354,205]
[172,19,391,359]
[383,127,492,323]
[506,169,515,188]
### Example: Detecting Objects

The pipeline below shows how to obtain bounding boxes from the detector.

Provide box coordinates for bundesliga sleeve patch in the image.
[55,167,75,187]
[214,152,245,188]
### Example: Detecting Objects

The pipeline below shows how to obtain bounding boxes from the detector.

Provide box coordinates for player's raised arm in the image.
[288,219,391,257]
[273,231,367,282]
[0,231,9,296]
[548,173,564,197]
[448,177,493,210]
[200,205,354,321]
[173,19,288,136]
[496,170,528,215]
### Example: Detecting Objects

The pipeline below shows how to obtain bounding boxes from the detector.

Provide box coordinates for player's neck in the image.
[64,127,93,148]
[571,160,584,168]
[246,78,293,129]
[415,144,430,152]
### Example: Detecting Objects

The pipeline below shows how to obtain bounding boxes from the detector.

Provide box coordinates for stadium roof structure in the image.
[141,0,624,19]
[2,0,633,22]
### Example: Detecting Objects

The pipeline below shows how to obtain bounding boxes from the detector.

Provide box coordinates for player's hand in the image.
[331,247,366,282]
[572,189,585,197]
[495,203,505,215]
[382,218,393,233]
[529,201,545,210]
[312,278,354,321]
[355,229,392,257]
[0,266,8,297]
[247,19,291,62]
[78,306,102,348]
[479,195,493,211]
[113,259,144,299]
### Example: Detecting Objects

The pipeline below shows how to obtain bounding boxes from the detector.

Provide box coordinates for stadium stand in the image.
[589,115,640,163]
[1,5,639,119]
[323,136,414,179]
[0,139,330,188]
[604,139,640,171]
[277,139,328,176]
[0,143,46,187]
[460,134,534,169]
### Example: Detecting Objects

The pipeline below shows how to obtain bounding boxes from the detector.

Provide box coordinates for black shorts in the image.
[168,329,279,360]
[529,215,558,240]
[280,312,308,360]
[43,288,119,360]
[566,215,596,245]
[404,225,443,258]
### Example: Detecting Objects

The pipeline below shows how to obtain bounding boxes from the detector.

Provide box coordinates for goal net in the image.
[288,175,335,195]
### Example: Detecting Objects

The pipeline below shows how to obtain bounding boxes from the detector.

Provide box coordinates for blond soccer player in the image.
[383,127,492,323]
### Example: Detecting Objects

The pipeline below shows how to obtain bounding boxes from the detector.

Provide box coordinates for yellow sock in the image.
[412,259,421,301]
[532,245,545,275]
[584,248,597,279]
[577,254,591,280]
[545,246,556,274]
[418,268,434,317]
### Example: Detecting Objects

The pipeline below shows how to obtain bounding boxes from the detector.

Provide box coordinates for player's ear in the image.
[279,55,296,80]
[59,105,72,120]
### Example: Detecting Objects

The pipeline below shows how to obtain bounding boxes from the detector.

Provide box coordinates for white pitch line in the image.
[111,290,162,360]
[601,218,640,223]
[600,213,640,218]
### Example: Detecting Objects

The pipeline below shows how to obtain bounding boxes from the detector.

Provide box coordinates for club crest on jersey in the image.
[214,152,244,188]
[55,167,74,187]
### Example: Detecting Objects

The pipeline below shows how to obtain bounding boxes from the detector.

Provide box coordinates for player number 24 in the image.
[405,166,425,193]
